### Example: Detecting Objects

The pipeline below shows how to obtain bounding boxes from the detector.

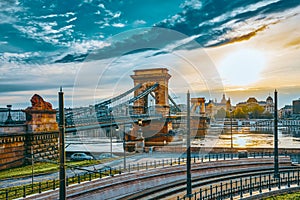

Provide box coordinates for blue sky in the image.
[1,0,300,109]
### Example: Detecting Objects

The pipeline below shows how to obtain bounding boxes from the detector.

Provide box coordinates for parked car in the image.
[70,153,93,161]
[98,153,118,160]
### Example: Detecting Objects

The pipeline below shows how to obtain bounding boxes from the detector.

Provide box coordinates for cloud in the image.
[218,25,268,46]
[206,0,281,25]
[133,20,146,27]
[157,0,300,48]
[180,0,202,10]
[285,37,300,48]
[111,23,125,28]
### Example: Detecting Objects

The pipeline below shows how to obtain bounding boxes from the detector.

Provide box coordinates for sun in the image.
[218,48,267,86]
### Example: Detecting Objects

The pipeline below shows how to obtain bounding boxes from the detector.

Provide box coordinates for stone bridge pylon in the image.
[131,68,171,116]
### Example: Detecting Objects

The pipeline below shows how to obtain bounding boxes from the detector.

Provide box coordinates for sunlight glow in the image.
[219,48,267,86]
[235,135,247,147]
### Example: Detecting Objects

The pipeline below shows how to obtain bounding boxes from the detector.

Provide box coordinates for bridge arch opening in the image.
[131,68,171,116]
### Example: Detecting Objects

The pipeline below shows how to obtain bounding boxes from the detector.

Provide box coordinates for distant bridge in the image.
[253,119,300,128]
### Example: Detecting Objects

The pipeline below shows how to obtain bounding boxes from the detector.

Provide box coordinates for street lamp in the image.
[138,119,143,126]
[136,119,144,152]
[186,91,192,197]
[274,90,279,178]
[5,105,14,124]
[230,109,233,149]
[123,125,126,170]
[31,146,34,189]
[58,87,66,200]
[110,111,113,157]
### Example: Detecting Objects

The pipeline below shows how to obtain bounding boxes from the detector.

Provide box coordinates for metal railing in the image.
[178,168,300,200]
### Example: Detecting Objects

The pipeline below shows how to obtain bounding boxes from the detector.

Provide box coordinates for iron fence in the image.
[178,168,300,200]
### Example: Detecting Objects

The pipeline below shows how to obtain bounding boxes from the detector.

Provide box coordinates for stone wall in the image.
[0,131,59,170]
[26,132,59,162]
[0,132,26,170]
[0,94,59,170]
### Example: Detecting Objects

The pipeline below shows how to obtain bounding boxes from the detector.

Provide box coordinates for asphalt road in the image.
[0,152,186,189]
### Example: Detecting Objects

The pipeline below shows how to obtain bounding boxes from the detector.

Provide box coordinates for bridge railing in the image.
[65,113,163,127]
[0,152,290,199]
[0,109,26,124]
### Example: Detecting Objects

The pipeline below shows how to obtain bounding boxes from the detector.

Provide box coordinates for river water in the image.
[66,126,300,154]
[191,126,300,149]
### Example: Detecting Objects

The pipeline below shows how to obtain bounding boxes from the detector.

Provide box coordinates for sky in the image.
[0,0,300,109]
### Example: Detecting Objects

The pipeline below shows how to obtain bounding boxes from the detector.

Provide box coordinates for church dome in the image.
[266,96,273,101]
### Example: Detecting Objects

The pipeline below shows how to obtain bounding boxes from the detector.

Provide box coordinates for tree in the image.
[250,105,265,119]
[234,107,247,119]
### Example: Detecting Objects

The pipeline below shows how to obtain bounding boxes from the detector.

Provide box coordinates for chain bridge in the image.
[64,68,185,146]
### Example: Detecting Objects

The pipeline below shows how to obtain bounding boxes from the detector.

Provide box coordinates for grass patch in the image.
[0,167,121,199]
[0,160,102,180]
[264,191,300,200]
[0,162,58,179]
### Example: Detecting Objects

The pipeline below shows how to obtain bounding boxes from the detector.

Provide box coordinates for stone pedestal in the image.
[23,94,59,163]
[24,94,58,133]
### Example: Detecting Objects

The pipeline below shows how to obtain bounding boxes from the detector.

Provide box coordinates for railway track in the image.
[120,167,298,200]
[25,157,292,200]
[68,157,291,200]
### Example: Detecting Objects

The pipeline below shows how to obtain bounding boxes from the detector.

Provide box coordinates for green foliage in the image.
[233,107,247,119]
[215,108,226,119]
[0,167,118,199]
[263,191,300,200]
[0,162,58,179]
[0,160,102,180]
[250,105,265,118]
[230,104,271,119]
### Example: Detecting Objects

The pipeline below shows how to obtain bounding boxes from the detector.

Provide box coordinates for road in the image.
[0,152,186,189]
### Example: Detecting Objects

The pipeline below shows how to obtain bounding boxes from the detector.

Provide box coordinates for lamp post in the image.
[123,124,126,170]
[58,87,66,200]
[186,91,192,197]
[5,105,14,124]
[274,89,279,178]
[110,111,113,157]
[230,109,233,149]
[136,119,144,153]
[31,146,34,188]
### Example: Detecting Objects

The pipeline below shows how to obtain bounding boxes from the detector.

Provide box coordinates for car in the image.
[70,153,93,161]
[98,153,118,160]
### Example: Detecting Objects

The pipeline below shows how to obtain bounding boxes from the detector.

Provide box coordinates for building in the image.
[265,96,274,114]
[293,99,300,115]
[279,105,292,119]
[236,96,274,114]
[205,94,231,121]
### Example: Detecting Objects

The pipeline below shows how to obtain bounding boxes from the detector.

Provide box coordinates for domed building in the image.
[236,95,275,116]
[265,96,274,113]
[246,97,258,106]
[205,94,232,121]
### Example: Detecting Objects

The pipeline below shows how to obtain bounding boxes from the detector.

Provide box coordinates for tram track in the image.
[65,157,292,200]
[23,157,292,200]
[118,166,298,200]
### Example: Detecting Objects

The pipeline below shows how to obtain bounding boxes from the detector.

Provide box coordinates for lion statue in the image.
[29,94,53,110]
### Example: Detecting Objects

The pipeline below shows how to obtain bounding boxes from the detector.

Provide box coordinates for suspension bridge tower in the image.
[131,68,171,116]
